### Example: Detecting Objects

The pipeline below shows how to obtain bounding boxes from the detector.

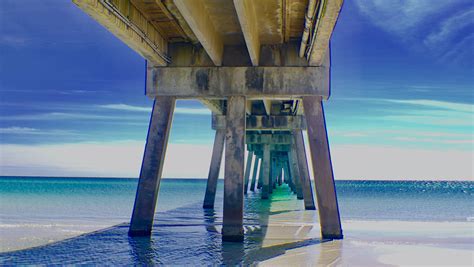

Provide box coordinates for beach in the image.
[0,177,473,265]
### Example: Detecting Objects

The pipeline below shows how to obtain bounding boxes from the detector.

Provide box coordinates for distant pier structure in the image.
[73,0,344,241]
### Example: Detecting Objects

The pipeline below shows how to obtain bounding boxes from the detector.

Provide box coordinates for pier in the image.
[73,0,344,242]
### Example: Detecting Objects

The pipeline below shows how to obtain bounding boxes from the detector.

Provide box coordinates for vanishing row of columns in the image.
[128,96,343,242]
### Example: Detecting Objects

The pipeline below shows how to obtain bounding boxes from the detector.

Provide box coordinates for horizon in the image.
[0,0,473,181]
[1,175,473,183]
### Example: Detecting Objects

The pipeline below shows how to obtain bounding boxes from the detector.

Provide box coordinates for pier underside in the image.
[72,0,343,241]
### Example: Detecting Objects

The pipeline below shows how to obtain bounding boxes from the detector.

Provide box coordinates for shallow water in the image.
[0,177,473,264]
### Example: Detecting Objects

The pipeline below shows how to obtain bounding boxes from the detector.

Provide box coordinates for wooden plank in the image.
[129,97,175,236]
[173,0,224,66]
[233,0,260,66]
[73,0,168,66]
[203,129,226,209]
[222,96,246,242]
[303,96,343,239]
[146,66,329,98]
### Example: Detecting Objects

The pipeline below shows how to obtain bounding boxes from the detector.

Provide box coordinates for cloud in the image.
[354,0,457,36]
[382,99,474,113]
[0,35,29,46]
[99,104,150,112]
[1,141,472,180]
[1,112,125,121]
[0,141,217,178]
[424,9,474,49]
[0,127,77,135]
[99,104,211,115]
[354,0,473,63]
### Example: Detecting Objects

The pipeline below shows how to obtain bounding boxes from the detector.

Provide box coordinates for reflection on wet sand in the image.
[3,183,471,265]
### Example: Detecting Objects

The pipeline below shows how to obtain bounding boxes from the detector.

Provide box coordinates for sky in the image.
[0,0,472,180]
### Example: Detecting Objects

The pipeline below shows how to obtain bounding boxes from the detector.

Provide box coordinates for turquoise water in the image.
[1,177,472,223]
[0,177,473,264]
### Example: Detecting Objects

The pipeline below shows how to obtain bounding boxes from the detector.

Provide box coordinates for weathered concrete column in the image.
[270,153,275,193]
[257,157,263,189]
[250,156,259,191]
[293,130,316,210]
[203,129,226,209]
[222,96,246,242]
[244,151,253,195]
[261,144,271,199]
[289,144,304,199]
[129,97,175,236]
[277,161,283,186]
[303,96,343,239]
[283,159,295,192]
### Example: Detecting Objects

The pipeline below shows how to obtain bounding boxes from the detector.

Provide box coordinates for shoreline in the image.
[2,219,473,265]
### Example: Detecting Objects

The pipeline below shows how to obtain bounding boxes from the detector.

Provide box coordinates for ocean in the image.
[1,177,473,264]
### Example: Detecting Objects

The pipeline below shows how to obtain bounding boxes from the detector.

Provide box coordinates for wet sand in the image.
[1,188,473,265]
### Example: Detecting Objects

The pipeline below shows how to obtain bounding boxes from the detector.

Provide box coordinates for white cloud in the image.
[354,0,473,62]
[424,9,474,49]
[1,141,472,181]
[0,35,29,46]
[174,107,211,115]
[2,112,122,121]
[99,104,150,112]
[0,127,77,135]
[0,141,217,178]
[329,144,473,181]
[384,99,473,113]
[354,0,456,36]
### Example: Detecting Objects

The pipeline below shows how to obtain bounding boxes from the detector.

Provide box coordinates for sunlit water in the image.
[0,177,473,264]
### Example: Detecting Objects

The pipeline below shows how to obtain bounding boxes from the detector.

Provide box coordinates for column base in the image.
[128,229,152,237]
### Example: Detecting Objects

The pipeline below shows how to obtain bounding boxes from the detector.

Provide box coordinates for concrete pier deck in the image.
[72,0,344,242]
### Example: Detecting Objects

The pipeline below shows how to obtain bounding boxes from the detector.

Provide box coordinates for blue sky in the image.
[0,0,472,180]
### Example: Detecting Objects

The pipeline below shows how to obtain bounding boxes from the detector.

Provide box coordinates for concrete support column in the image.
[203,129,226,209]
[222,96,246,242]
[283,158,295,192]
[303,96,343,239]
[257,157,263,189]
[244,151,253,195]
[261,144,271,199]
[293,130,316,210]
[277,161,283,186]
[129,97,175,236]
[250,156,259,191]
[289,144,304,199]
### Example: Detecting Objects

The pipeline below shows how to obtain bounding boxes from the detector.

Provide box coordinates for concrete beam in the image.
[303,96,343,239]
[233,0,260,66]
[173,0,224,66]
[203,130,225,209]
[72,0,168,66]
[246,134,292,145]
[200,99,225,115]
[129,97,175,236]
[146,66,329,98]
[308,0,343,66]
[222,96,246,242]
[262,100,272,115]
[212,115,307,131]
